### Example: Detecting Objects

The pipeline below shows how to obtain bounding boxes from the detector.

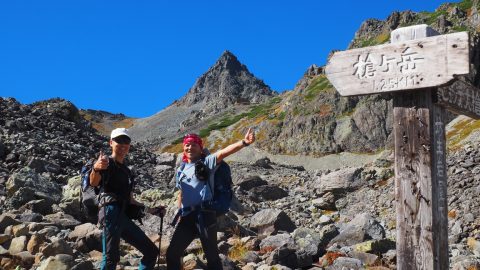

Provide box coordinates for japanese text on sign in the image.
[352,47,425,92]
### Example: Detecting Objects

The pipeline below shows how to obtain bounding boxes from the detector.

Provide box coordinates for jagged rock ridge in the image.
[177,50,274,111]
[129,50,275,145]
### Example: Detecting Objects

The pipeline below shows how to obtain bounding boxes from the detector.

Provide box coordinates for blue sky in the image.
[0,0,448,117]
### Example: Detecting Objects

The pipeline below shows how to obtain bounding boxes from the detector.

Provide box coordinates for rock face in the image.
[178,50,274,112]
[129,50,275,145]
[254,66,394,156]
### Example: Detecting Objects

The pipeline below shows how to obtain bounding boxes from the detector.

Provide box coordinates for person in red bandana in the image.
[166,128,255,270]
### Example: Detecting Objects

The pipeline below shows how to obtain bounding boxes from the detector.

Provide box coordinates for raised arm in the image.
[215,128,255,163]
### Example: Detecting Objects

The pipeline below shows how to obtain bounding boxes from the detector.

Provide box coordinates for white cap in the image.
[110,128,131,139]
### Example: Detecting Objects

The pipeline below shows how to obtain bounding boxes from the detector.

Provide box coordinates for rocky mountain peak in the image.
[177,50,275,113]
[213,50,245,73]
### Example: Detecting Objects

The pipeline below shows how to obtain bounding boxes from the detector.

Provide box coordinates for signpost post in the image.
[325,24,480,270]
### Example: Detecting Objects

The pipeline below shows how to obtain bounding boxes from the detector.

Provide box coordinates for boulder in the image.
[156,152,176,166]
[182,253,201,270]
[236,175,268,191]
[40,238,74,257]
[220,254,240,270]
[295,248,314,268]
[292,227,322,258]
[452,256,480,270]
[249,209,295,235]
[329,213,385,246]
[23,199,54,215]
[27,157,61,174]
[6,168,61,208]
[253,157,274,169]
[12,251,35,269]
[256,264,292,270]
[59,176,83,219]
[0,234,12,245]
[71,260,95,270]
[18,212,44,222]
[314,167,364,196]
[27,234,46,254]
[0,214,20,233]
[327,257,362,270]
[36,226,61,238]
[353,239,396,254]
[68,223,98,242]
[238,251,261,264]
[249,185,288,202]
[44,212,81,229]
[8,235,28,254]
[312,192,336,210]
[349,251,379,266]
[75,229,102,252]
[259,233,294,250]
[11,223,29,237]
[0,139,5,159]
[318,224,340,255]
[266,245,298,269]
[467,237,480,257]
[37,254,74,270]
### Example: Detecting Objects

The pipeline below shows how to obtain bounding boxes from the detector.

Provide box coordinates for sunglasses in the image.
[112,136,131,145]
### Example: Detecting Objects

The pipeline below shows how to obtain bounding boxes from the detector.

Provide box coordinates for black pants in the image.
[166,210,222,270]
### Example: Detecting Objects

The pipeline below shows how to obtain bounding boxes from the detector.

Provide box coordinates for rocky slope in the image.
[1,96,480,270]
[79,109,135,137]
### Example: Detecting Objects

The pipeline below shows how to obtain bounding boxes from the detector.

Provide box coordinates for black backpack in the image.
[80,159,101,223]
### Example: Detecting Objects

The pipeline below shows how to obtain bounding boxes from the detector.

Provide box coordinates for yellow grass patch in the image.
[447,118,480,150]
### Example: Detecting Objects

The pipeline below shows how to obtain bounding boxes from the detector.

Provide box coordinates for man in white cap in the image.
[90,128,164,270]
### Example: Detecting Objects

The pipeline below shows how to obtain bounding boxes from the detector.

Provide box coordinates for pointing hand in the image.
[244,128,255,145]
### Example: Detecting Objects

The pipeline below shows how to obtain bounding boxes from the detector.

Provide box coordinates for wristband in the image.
[93,168,101,173]
[242,140,250,147]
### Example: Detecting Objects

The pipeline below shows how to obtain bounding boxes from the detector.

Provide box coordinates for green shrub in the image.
[304,76,332,101]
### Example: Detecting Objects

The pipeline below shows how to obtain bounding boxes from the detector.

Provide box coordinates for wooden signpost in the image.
[325,24,480,270]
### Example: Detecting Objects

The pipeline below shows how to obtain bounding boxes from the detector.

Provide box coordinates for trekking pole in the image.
[157,215,163,268]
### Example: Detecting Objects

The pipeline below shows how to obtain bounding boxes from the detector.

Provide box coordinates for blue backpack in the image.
[178,159,233,216]
[205,160,233,216]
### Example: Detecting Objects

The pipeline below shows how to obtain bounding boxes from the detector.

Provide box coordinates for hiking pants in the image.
[166,210,222,270]
[100,203,158,270]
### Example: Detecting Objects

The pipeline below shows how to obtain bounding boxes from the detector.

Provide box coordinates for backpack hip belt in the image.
[98,192,119,208]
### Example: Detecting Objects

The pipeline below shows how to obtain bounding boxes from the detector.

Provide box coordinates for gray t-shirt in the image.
[176,154,217,216]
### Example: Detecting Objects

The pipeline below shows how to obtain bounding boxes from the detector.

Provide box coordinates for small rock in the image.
[27,234,46,254]
[8,235,28,254]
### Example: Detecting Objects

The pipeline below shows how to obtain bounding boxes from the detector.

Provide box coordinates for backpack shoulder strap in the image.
[207,160,223,197]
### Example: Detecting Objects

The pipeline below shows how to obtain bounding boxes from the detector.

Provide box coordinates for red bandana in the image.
[182,134,203,162]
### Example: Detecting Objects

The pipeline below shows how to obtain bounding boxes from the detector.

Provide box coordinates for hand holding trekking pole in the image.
[243,128,255,145]
[94,150,109,171]
[147,205,166,217]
